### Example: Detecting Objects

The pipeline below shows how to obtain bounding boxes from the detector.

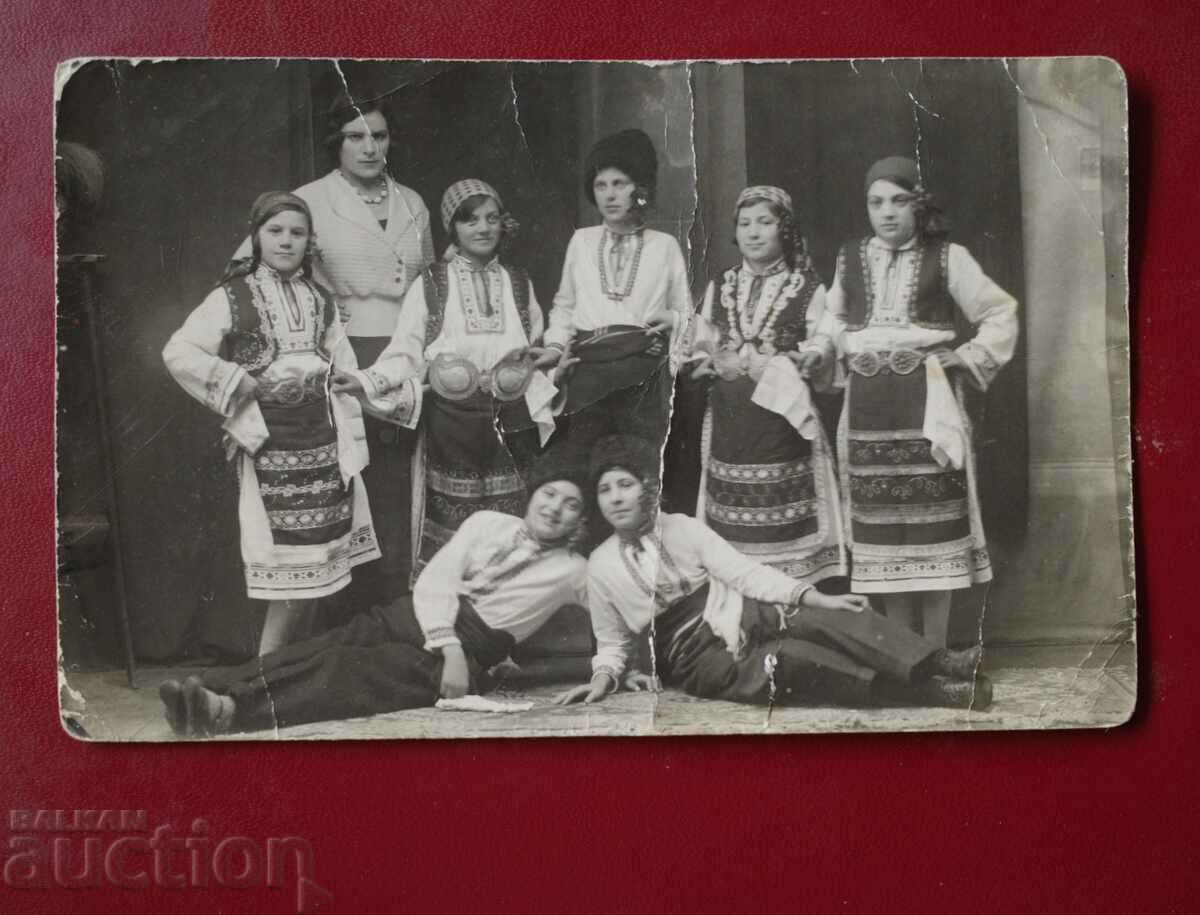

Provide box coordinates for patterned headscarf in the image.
[736,185,793,217]
[440,178,503,231]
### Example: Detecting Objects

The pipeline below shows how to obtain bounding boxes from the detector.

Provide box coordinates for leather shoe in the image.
[932,645,983,680]
[158,679,188,736]
[919,674,994,710]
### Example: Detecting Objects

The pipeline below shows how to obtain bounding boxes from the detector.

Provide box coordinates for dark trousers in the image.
[202,596,512,731]
[661,593,938,707]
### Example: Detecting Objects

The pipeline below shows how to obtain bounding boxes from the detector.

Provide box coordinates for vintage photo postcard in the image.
[55,57,1132,741]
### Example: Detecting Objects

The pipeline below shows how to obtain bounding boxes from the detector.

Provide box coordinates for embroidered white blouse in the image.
[414,511,588,652]
[811,236,1019,391]
[586,513,812,679]
[233,171,435,338]
[544,225,691,350]
[350,257,556,437]
[162,264,369,482]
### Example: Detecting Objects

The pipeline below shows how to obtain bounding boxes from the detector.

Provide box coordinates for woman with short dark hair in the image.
[232,91,436,601]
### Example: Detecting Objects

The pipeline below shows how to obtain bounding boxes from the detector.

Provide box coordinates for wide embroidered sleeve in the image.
[544,232,580,350]
[587,565,639,681]
[684,516,811,606]
[351,277,426,428]
[805,259,847,358]
[413,512,488,651]
[947,243,1019,391]
[162,287,247,418]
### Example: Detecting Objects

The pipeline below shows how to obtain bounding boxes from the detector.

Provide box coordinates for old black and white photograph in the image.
[54,57,1132,740]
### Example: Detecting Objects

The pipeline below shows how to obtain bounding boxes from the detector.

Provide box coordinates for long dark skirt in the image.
[844,365,991,592]
[202,596,514,731]
[415,391,539,577]
[341,336,417,605]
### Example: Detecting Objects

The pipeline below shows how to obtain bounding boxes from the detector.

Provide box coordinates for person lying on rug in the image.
[159,452,590,737]
[555,435,993,710]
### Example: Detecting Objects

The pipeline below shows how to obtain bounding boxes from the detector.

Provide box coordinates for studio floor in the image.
[59,642,1136,742]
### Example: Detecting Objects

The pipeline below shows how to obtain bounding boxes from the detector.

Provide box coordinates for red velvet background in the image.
[6,1,1195,911]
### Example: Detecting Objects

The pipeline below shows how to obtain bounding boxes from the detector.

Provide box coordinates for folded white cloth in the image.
[750,355,820,441]
[524,370,559,447]
[923,357,967,470]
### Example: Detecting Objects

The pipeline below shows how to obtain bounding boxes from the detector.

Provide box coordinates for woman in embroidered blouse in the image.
[333,179,559,577]
[535,128,691,455]
[805,156,1019,646]
[690,186,846,583]
[233,92,436,602]
[555,435,993,709]
[164,191,380,655]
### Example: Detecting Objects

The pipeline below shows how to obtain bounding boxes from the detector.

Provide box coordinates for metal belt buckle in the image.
[488,349,535,402]
[889,348,925,376]
[428,353,480,401]
[849,351,882,377]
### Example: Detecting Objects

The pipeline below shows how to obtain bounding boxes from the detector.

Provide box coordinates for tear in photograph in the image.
[55,57,1133,740]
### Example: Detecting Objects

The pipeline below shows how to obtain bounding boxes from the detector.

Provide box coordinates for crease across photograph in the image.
[55,57,1133,740]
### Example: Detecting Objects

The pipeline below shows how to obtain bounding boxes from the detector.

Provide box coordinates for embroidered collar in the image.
[453,252,501,273]
[869,234,918,254]
[741,257,787,278]
[253,262,301,284]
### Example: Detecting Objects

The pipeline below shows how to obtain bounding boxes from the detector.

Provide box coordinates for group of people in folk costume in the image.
[161,92,1017,736]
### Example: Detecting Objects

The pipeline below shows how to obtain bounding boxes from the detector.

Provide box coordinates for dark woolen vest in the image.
[420,261,535,345]
[219,272,337,374]
[838,237,955,332]
[710,265,820,352]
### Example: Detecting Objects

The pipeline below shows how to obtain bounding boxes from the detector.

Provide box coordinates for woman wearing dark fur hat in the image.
[555,435,993,710]
[534,128,691,453]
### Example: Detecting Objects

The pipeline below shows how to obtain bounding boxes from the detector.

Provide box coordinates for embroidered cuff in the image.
[208,362,246,417]
[955,341,1000,391]
[423,627,462,652]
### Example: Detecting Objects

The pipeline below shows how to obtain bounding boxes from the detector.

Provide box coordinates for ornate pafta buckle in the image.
[427,353,481,401]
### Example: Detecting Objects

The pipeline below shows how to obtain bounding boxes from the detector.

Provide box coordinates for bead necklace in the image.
[719,265,806,355]
[597,228,644,301]
[339,171,389,205]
